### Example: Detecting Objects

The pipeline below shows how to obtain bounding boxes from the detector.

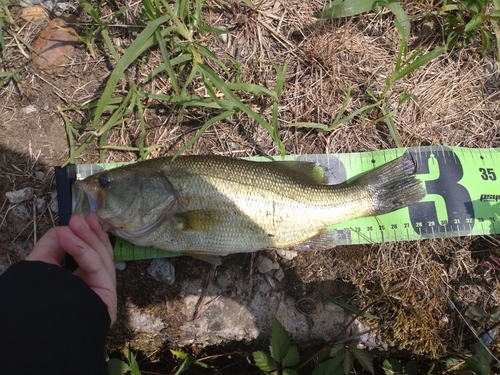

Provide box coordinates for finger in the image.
[56,225,108,276]
[78,215,116,275]
[26,227,65,265]
[85,215,115,265]
[68,216,111,261]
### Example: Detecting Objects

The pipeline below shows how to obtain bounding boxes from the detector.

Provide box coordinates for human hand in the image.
[27,215,117,325]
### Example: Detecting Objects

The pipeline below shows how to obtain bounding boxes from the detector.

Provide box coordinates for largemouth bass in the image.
[72,154,425,265]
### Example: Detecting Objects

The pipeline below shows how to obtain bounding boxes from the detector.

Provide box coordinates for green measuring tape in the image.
[66,146,500,261]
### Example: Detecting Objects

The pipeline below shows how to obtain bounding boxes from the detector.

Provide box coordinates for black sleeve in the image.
[0,260,110,375]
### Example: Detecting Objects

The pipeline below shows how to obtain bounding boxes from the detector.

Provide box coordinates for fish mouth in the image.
[72,181,101,217]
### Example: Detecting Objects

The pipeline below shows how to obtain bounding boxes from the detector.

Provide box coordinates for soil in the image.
[1,0,500,373]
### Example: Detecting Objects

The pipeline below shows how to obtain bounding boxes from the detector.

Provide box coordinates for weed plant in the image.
[61,0,286,165]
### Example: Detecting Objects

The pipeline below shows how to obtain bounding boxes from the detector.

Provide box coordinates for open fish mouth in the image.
[72,180,100,217]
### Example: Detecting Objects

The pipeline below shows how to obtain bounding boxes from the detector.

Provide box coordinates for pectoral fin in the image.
[173,210,220,232]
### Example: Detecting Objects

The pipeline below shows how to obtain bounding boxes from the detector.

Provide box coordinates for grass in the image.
[60,0,287,165]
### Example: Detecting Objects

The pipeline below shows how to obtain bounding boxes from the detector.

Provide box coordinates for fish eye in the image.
[98,175,110,187]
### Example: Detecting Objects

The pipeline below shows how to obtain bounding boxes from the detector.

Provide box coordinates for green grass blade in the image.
[181,62,199,96]
[381,104,403,147]
[78,0,105,26]
[97,87,135,136]
[144,54,192,82]
[0,17,6,59]
[164,2,192,40]
[141,0,160,19]
[101,29,119,61]
[194,43,232,77]
[97,88,136,162]
[314,288,379,319]
[141,92,237,110]
[174,110,236,157]
[379,2,410,40]
[332,84,352,125]
[63,134,97,166]
[490,0,500,61]
[275,62,287,97]
[392,46,445,82]
[225,82,277,98]
[134,86,148,160]
[314,0,378,19]
[330,101,381,129]
[199,64,285,156]
[287,122,331,131]
[239,0,254,8]
[92,14,172,128]
[155,28,180,94]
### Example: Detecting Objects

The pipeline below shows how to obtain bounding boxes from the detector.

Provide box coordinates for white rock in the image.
[114,261,126,271]
[6,187,33,204]
[277,249,298,260]
[274,267,285,282]
[35,197,46,213]
[11,204,31,221]
[256,256,274,273]
[49,190,58,213]
[147,258,175,285]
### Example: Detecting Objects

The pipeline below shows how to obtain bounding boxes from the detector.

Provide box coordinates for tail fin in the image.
[356,153,426,215]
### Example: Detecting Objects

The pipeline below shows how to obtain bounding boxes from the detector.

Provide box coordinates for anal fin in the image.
[292,230,340,251]
[183,250,223,266]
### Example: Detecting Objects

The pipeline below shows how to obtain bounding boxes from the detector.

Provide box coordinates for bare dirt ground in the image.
[2,0,500,373]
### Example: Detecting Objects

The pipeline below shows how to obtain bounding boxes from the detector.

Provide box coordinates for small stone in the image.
[264,274,276,288]
[277,249,298,260]
[35,197,46,213]
[128,306,165,334]
[216,273,230,290]
[218,26,228,44]
[274,267,285,282]
[24,105,37,115]
[6,187,34,204]
[34,171,45,181]
[480,329,497,347]
[31,15,79,74]
[441,124,451,133]
[49,190,58,213]
[20,0,44,7]
[147,258,175,285]
[114,261,126,271]
[20,5,49,22]
[11,204,31,221]
[256,256,274,274]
